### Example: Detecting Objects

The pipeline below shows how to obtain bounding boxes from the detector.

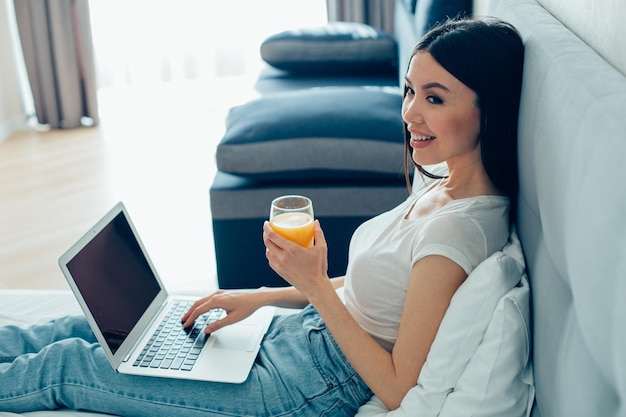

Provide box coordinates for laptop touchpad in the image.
[212,324,261,352]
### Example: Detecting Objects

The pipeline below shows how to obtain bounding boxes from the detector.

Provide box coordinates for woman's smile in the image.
[409,129,436,149]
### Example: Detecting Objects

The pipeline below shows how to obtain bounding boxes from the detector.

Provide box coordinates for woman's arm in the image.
[181,275,344,332]
[263,221,466,410]
[253,276,345,310]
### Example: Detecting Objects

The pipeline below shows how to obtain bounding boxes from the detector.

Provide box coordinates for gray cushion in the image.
[260,22,398,75]
[216,86,405,181]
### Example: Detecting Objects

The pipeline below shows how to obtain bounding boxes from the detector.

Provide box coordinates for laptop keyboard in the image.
[132,300,225,371]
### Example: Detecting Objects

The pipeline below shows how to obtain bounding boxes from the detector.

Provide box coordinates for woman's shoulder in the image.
[417,197,510,267]
[437,190,509,216]
[432,195,509,234]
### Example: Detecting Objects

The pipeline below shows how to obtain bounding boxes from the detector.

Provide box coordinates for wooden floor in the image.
[0,77,258,292]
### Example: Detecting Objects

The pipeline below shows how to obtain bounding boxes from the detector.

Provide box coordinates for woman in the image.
[0,17,524,416]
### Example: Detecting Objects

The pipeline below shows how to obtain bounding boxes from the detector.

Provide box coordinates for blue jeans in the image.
[0,305,371,416]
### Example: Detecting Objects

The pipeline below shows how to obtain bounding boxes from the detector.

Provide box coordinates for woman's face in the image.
[402,52,481,169]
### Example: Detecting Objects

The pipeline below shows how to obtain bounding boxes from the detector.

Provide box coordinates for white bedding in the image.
[1,241,533,417]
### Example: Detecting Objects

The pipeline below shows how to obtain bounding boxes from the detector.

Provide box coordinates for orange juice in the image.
[270,212,314,247]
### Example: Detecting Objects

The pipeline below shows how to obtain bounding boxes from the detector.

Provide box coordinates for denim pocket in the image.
[261,306,371,415]
[320,399,359,417]
[304,315,372,410]
[305,321,338,389]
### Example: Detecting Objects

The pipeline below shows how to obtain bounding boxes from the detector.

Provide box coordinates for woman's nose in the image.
[402,98,424,124]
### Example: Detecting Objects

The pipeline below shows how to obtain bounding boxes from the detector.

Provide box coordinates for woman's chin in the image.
[412,154,442,168]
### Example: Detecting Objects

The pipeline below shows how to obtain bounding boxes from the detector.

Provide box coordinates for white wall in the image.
[537,0,625,75]
[0,0,26,142]
[474,0,625,76]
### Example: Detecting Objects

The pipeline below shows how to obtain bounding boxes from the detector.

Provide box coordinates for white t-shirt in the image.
[343,182,510,352]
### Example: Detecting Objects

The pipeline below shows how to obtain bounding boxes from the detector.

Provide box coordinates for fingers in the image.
[203,314,237,334]
[263,220,325,249]
[313,220,326,248]
[263,221,289,251]
[263,222,289,269]
[181,289,260,335]
[263,220,314,254]
[180,293,220,328]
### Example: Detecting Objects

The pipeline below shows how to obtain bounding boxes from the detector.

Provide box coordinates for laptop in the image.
[58,201,275,383]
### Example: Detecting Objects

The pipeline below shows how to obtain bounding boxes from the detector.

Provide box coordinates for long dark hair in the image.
[403,17,524,224]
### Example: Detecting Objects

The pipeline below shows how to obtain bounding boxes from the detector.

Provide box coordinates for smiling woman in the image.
[402,18,524,224]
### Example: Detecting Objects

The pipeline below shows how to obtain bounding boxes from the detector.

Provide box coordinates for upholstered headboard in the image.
[488,0,626,416]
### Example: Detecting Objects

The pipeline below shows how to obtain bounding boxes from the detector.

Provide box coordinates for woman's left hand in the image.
[262,220,329,298]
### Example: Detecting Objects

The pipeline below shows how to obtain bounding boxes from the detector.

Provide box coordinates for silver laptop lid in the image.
[58,202,169,368]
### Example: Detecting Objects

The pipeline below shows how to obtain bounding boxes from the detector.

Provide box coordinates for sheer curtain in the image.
[326,0,395,33]
[89,0,328,89]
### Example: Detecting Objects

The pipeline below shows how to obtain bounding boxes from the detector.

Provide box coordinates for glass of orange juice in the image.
[269,195,315,248]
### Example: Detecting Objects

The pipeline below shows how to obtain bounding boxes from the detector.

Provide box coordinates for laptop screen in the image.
[66,211,161,354]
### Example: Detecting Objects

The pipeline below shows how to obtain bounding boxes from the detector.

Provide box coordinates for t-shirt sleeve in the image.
[412,213,488,274]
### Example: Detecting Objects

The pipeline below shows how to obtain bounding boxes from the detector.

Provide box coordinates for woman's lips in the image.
[410,134,435,149]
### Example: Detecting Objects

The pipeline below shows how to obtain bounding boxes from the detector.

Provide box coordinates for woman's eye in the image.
[426,95,443,104]
[404,85,415,96]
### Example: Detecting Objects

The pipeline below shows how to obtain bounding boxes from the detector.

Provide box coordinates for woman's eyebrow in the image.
[422,82,451,92]
[404,78,452,93]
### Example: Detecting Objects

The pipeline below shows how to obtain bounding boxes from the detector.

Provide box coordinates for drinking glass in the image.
[269,195,315,247]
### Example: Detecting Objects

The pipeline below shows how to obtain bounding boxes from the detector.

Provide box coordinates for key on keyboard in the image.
[132,300,225,371]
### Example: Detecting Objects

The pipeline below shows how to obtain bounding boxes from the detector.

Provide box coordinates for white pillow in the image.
[356,232,534,417]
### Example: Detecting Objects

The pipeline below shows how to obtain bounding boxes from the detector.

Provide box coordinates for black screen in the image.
[67,211,161,354]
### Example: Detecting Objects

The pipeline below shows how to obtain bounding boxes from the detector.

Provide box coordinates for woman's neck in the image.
[439,160,501,200]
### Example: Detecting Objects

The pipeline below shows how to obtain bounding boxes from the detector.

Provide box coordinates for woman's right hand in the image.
[181,289,264,334]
